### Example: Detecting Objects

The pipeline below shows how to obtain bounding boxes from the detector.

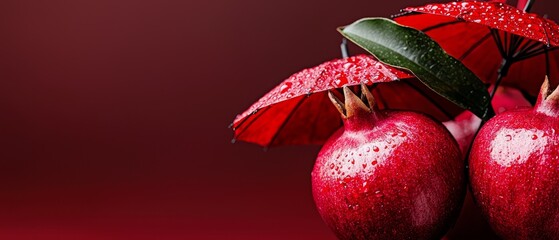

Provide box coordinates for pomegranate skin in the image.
[469,100,559,238]
[312,110,464,240]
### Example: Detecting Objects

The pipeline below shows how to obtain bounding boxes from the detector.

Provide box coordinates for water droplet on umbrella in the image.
[375,190,383,198]
[505,134,512,141]
[373,146,379,152]
[279,82,292,94]
[371,160,378,165]
[329,163,335,169]
[532,134,538,140]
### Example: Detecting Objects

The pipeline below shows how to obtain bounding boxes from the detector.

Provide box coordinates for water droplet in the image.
[532,134,538,140]
[398,131,407,137]
[505,134,512,141]
[375,190,383,198]
[365,147,371,152]
[371,160,378,165]
[362,163,367,168]
[373,146,379,152]
[329,163,335,169]
[279,82,292,94]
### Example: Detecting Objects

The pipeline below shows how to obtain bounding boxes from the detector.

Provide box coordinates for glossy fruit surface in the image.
[311,85,465,240]
[469,78,559,239]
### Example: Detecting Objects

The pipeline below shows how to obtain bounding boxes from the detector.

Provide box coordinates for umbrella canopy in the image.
[395,0,559,97]
[231,55,462,147]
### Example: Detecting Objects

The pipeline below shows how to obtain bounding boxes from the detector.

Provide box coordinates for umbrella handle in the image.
[517,0,534,12]
[340,38,349,58]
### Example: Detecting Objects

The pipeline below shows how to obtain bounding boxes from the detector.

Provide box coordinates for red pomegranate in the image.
[469,77,559,239]
[311,84,465,239]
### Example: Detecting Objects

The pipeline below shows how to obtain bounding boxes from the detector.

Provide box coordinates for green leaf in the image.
[339,17,494,120]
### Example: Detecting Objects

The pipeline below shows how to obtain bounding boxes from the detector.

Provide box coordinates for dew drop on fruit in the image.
[375,190,383,198]
[532,134,538,140]
[351,159,355,164]
[371,160,378,165]
[365,147,371,152]
[373,146,379,152]
[329,163,335,169]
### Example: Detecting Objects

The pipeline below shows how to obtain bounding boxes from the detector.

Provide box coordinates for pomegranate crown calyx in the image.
[328,84,377,119]
[535,76,559,116]
[540,76,559,101]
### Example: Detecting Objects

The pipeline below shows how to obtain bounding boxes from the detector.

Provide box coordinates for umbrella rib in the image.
[515,39,541,58]
[403,81,454,120]
[267,96,307,146]
[490,29,508,58]
[519,41,545,56]
[545,47,550,78]
[234,106,272,140]
[516,45,558,61]
[421,20,462,33]
[509,34,524,57]
[459,33,492,61]
[503,31,510,57]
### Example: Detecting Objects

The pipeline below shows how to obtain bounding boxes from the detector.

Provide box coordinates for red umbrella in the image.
[231,55,462,147]
[394,0,559,98]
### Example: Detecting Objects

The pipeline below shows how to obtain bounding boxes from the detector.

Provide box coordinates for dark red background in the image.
[1,1,557,239]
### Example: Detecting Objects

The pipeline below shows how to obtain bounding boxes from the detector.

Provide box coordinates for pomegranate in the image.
[311,84,465,239]
[469,77,559,239]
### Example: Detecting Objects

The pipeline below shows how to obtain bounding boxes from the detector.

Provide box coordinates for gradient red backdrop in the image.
[1,0,557,239]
